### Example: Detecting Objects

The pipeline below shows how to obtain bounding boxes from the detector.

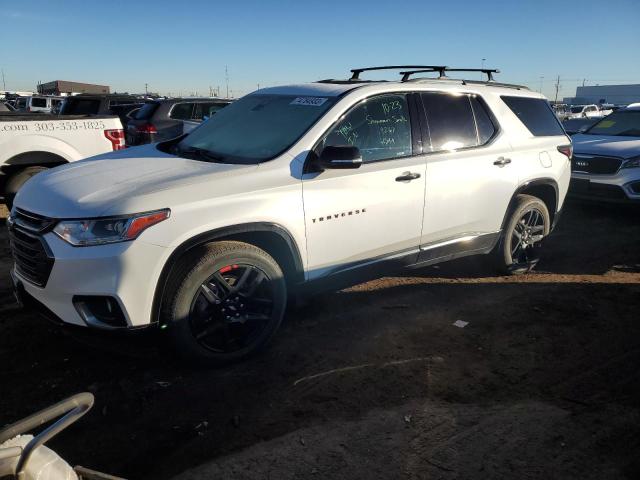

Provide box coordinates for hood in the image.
[15,144,257,218]
[572,134,640,159]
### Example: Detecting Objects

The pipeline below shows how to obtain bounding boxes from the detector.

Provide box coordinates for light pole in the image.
[539,76,544,94]
[481,58,486,79]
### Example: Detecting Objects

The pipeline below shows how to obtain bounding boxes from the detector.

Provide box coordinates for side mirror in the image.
[317,145,362,169]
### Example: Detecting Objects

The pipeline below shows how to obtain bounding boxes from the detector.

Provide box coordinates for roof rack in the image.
[349,65,447,80]
[400,68,500,82]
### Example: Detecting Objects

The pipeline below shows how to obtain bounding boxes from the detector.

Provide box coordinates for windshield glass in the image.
[585,110,640,137]
[570,106,584,113]
[176,94,337,164]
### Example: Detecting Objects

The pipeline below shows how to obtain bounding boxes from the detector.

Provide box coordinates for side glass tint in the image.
[421,92,477,151]
[321,94,412,163]
[470,96,497,145]
[170,103,194,120]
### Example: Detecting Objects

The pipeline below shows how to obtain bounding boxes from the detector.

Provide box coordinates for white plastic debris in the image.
[0,435,77,480]
[453,320,469,328]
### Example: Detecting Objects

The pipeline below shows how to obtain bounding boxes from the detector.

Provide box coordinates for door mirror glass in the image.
[318,145,362,169]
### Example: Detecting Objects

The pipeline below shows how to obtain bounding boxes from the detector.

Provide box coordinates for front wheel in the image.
[162,241,287,365]
[494,194,551,275]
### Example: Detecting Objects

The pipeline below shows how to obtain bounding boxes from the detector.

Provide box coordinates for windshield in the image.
[176,94,337,164]
[570,106,584,113]
[585,110,640,137]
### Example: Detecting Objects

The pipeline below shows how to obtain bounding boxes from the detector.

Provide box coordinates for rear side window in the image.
[193,102,228,120]
[135,102,159,120]
[31,98,47,108]
[170,103,194,120]
[501,96,565,136]
[470,96,497,144]
[61,98,100,115]
[421,92,477,151]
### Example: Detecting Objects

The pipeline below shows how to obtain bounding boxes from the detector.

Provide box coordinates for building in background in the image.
[564,84,640,106]
[37,80,110,96]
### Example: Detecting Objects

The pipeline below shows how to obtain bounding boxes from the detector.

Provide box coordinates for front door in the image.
[302,93,427,280]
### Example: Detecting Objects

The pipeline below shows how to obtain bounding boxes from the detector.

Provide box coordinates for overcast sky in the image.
[1,0,639,99]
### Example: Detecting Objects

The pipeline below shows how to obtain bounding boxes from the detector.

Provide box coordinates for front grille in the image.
[571,154,623,175]
[8,209,55,287]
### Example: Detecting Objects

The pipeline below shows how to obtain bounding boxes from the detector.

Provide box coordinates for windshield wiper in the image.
[175,145,226,163]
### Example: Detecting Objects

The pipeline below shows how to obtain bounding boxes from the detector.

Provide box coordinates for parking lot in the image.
[1,200,639,479]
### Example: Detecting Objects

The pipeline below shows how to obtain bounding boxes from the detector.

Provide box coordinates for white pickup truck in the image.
[567,104,612,119]
[0,113,124,208]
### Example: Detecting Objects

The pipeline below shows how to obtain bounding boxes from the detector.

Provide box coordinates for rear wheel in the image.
[162,241,287,365]
[4,166,48,210]
[495,194,550,275]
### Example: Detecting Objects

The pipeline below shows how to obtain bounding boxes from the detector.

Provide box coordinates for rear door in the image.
[419,92,518,247]
[302,93,427,280]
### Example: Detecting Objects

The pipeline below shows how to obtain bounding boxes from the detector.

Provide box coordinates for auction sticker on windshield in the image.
[290,97,328,107]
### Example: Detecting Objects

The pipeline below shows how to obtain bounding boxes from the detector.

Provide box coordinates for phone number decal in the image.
[1,121,107,133]
[33,121,106,132]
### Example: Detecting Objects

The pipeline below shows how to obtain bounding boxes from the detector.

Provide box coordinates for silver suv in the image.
[570,105,640,202]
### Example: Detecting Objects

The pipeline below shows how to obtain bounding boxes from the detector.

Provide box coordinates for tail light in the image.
[104,129,126,151]
[557,144,572,159]
[135,123,157,134]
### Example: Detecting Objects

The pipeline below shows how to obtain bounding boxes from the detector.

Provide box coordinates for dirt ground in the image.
[1,201,639,480]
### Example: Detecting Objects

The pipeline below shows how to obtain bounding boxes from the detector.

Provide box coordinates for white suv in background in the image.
[8,66,572,364]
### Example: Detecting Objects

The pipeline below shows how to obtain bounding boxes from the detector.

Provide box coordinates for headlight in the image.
[622,156,640,169]
[53,209,170,246]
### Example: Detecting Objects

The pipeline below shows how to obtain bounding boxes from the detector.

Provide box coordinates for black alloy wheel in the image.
[189,263,275,353]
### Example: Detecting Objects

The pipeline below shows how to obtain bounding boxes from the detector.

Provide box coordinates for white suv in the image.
[8,66,572,364]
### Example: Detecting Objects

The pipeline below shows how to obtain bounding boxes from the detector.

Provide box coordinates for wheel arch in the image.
[1,151,68,175]
[150,222,305,325]
[501,178,559,231]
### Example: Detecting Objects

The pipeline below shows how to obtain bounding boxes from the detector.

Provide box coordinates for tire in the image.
[4,166,49,210]
[494,194,551,275]
[161,241,287,365]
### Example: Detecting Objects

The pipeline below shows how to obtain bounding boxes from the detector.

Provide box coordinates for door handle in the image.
[395,172,421,182]
[493,157,512,167]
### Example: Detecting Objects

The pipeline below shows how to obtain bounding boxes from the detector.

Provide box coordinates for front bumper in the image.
[11,232,168,329]
[569,169,640,203]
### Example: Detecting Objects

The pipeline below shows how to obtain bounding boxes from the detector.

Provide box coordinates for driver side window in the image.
[321,94,412,163]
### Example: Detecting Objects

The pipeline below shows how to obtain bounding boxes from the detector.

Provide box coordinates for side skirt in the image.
[297,232,500,297]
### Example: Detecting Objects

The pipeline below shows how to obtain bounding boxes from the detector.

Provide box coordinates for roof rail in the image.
[349,65,448,80]
[400,68,500,82]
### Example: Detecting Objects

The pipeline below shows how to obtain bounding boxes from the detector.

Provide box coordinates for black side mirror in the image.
[317,145,362,169]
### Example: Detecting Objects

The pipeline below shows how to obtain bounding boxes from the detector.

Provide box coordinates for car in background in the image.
[16,95,64,113]
[126,98,231,145]
[569,105,640,202]
[14,97,28,111]
[60,94,145,127]
[562,117,601,136]
[0,102,16,112]
[567,104,611,119]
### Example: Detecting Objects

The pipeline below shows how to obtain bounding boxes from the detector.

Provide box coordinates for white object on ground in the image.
[0,434,78,480]
[453,320,469,328]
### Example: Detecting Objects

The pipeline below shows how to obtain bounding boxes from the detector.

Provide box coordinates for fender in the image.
[150,222,305,325]
[2,150,68,170]
[0,134,78,170]
[500,177,559,232]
